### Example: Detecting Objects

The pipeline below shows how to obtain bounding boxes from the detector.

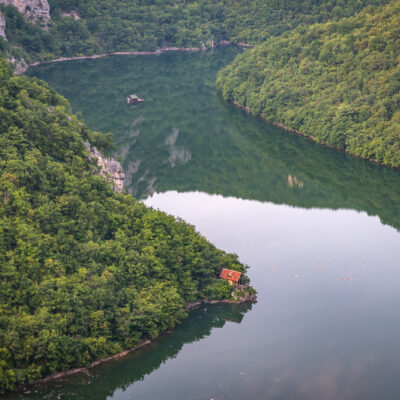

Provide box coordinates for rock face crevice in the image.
[86,143,125,193]
[0,0,50,24]
[0,11,6,39]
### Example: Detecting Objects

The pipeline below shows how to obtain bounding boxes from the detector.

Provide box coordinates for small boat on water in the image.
[127,94,144,105]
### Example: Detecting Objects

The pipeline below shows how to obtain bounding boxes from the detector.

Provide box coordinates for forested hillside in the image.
[0,57,252,392]
[0,0,389,63]
[217,1,400,167]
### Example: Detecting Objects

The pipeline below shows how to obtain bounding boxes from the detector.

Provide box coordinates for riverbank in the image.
[185,290,257,311]
[31,339,152,386]
[12,47,203,74]
[19,47,203,74]
[229,100,397,170]
[19,41,254,74]
[17,292,256,394]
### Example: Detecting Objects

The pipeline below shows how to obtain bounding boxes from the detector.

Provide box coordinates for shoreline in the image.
[19,295,255,392]
[34,339,152,384]
[18,46,207,74]
[229,100,398,170]
[185,291,257,311]
[23,46,208,73]
[21,41,254,73]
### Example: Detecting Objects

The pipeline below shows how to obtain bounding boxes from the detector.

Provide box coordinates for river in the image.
[15,47,400,399]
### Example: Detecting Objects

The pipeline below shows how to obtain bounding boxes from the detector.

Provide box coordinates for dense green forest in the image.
[0,0,389,63]
[0,56,252,392]
[217,1,400,167]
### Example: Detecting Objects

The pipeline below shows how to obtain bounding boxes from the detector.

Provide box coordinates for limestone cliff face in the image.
[0,11,6,40]
[0,0,50,24]
[86,143,125,193]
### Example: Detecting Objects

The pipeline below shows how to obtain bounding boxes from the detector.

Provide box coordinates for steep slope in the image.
[0,11,5,39]
[0,57,252,392]
[217,1,400,167]
[0,0,390,64]
[0,0,50,24]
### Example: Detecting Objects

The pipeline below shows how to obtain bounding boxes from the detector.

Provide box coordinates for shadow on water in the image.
[6,303,252,400]
[28,47,400,231]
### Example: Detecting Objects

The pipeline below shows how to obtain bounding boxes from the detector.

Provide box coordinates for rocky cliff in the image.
[86,143,125,193]
[0,0,50,24]
[0,11,6,39]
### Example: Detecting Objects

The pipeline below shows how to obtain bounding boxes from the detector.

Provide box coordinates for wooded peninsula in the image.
[0,57,253,392]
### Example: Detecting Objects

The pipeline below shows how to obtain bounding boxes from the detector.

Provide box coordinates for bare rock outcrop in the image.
[10,56,28,74]
[86,143,125,193]
[62,10,79,20]
[0,11,6,40]
[0,0,50,24]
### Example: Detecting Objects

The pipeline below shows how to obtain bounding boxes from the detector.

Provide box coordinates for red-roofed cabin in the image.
[219,268,241,286]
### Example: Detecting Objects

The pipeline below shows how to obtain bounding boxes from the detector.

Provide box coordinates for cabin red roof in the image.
[219,268,241,282]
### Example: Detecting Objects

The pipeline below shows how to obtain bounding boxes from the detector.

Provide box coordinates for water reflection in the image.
[7,304,252,400]
[28,48,400,231]
[143,191,400,400]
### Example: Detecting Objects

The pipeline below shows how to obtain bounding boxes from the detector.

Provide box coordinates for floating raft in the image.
[127,94,144,105]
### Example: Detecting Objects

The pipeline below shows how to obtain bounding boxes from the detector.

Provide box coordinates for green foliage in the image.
[1,4,100,64]
[205,279,233,300]
[217,1,400,167]
[0,56,251,392]
[1,0,390,62]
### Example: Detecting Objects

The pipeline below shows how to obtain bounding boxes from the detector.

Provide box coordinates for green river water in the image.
[13,46,400,399]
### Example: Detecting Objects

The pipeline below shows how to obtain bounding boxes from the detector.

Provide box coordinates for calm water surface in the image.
[19,47,400,399]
